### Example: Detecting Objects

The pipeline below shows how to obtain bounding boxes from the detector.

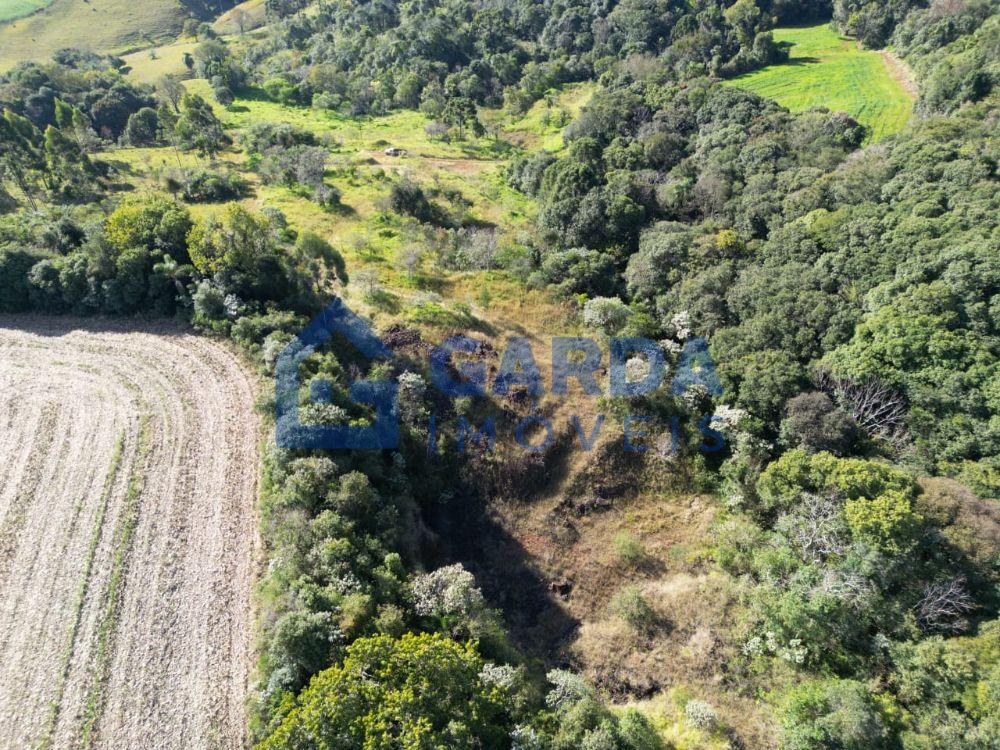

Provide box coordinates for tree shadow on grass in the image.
[420,422,592,665]
[784,56,821,66]
[424,484,581,664]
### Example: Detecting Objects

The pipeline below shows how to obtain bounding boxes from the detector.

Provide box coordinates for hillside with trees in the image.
[0,0,998,748]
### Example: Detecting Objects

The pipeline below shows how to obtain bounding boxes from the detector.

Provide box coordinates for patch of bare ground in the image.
[447,420,778,747]
[879,49,919,98]
[0,316,260,750]
[362,150,500,177]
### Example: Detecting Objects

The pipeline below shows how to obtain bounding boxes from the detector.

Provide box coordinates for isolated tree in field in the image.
[213,85,235,107]
[388,178,442,224]
[460,228,498,270]
[122,108,160,146]
[174,93,227,156]
[354,268,380,299]
[258,146,328,189]
[196,22,218,41]
[400,245,423,278]
[424,120,449,142]
[156,75,185,112]
[232,8,251,34]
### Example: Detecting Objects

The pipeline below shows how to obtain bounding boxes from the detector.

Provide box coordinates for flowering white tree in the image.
[583,296,630,335]
[397,371,428,425]
[510,725,542,750]
[412,563,486,619]
[684,699,718,730]
[544,668,592,710]
[667,310,692,340]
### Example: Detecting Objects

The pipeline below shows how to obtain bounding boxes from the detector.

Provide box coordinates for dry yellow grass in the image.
[0,0,184,71]
[212,0,265,35]
[120,40,199,85]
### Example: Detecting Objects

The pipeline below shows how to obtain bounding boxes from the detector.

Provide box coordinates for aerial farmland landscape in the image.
[0,1,997,748]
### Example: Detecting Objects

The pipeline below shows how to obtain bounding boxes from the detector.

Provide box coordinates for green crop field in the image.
[0,0,51,23]
[727,24,915,142]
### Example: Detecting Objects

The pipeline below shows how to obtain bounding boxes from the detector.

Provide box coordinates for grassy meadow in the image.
[0,0,183,71]
[212,0,266,35]
[0,0,51,23]
[120,40,200,85]
[105,77,572,349]
[727,24,915,141]
[483,82,596,152]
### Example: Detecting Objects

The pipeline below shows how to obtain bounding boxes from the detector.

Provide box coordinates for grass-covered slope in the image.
[727,24,915,141]
[0,0,51,24]
[0,0,188,71]
[107,76,540,321]
[120,39,201,84]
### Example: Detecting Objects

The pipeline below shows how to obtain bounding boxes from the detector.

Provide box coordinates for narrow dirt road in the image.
[0,317,260,750]
[879,49,919,99]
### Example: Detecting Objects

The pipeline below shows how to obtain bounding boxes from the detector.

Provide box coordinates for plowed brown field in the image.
[0,317,260,750]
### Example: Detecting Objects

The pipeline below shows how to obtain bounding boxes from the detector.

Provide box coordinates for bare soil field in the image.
[0,317,260,750]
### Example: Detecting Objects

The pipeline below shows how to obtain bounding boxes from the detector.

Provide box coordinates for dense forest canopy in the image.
[246,0,788,115]
[0,0,999,748]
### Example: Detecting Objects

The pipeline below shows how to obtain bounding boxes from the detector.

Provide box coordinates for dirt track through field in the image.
[0,317,259,750]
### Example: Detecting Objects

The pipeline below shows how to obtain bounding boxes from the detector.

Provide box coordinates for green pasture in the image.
[727,24,915,142]
[0,0,50,23]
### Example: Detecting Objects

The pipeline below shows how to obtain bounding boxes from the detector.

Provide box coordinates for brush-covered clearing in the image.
[1,0,997,747]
